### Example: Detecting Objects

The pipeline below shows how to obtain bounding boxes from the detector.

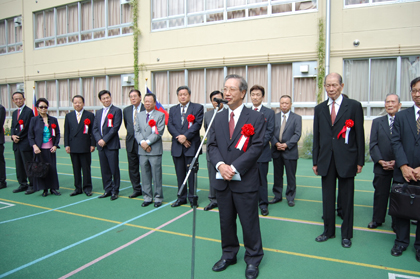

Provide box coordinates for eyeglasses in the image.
[38,106,48,109]
[411,89,420,94]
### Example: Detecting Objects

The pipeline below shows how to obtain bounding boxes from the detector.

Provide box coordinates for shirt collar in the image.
[328,94,343,106]
[228,103,244,116]
[281,110,291,117]
[103,104,112,110]
[18,104,26,110]
[216,107,224,113]
[75,109,84,115]
[414,105,420,118]
[133,104,141,111]
[252,104,262,111]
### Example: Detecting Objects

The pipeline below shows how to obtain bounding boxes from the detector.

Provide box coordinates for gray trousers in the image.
[140,155,163,202]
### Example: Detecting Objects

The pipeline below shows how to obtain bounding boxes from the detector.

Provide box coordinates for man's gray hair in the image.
[385,93,400,103]
[224,74,248,93]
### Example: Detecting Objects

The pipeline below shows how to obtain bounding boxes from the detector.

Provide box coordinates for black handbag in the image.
[388,183,420,221]
[25,154,50,178]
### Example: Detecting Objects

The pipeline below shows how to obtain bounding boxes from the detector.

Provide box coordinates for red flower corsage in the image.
[235,124,255,152]
[51,123,57,137]
[187,114,195,129]
[84,119,91,134]
[337,119,354,144]
[107,114,114,127]
[18,120,24,131]
[148,119,158,134]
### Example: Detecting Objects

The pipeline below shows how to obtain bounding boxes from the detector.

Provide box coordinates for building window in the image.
[344,0,419,7]
[36,74,134,117]
[0,83,24,117]
[343,56,420,117]
[152,62,317,117]
[0,16,23,55]
[34,0,133,49]
[151,0,317,31]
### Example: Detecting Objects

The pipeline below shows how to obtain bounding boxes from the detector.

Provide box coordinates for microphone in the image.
[213,98,228,104]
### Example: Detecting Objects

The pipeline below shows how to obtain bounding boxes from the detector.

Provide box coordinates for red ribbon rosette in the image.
[84,119,91,134]
[148,119,159,134]
[107,114,114,127]
[18,120,24,131]
[337,119,354,144]
[51,123,57,137]
[235,124,255,152]
[187,114,195,129]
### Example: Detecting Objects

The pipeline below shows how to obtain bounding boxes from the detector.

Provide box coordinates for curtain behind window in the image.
[81,1,92,40]
[188,69,205,104]
[343,59,369,101]
[401,57,420,102]
[0,85,7,106]
[370,59,397,102]
[271,64,292,105]
[294,77,316,116]
[169,71,185,104]
[122,86,134,106]
[154,72,169,105]
[206,68,224,98]
[109,76,122,106]
[93,0,105,38]
[95,77,107,106]
[0,21,5,54]
[83,77,95,106]
[152,0,167,18]
[57,7,67,44]
[45,10,55,46]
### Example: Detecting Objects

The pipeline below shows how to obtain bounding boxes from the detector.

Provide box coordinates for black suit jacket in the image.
[123,103,145,153]
[28,115,60,149]
[369,115,395,175]
[256,106,275,163]
[313,97,365,178]
[64,110,96,153]
[391,106,420,183]
[11,106,34,152]
[92,105,122,151]
[167,102,204,157]
[208,106,266,193]
[0,105,5,144]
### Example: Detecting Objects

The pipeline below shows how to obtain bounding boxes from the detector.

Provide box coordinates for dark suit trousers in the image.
[272,156,297,201]
[207,160,217,202]
[126,143,142,193]
[98,147,120,194]
[14,147,33,187]
[257,162,269,208]
[372,172,393,223]
[70,152,92,193]
[0,144,6,186]
[321,155,355,239]
[173,154,195,203]
[216,187,264,266]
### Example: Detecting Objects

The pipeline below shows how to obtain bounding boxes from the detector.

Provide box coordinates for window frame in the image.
[0,16,23,55]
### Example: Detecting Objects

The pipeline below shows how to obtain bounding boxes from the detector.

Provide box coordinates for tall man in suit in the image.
[11,92,35,194]
[123,89,145,198]
[0,104,6,189]
[368,93,401,229]
[64,95,96,196]
[134,93,165,208]
[270,95,302,207]
[208,74,265,279]
[204,90,225,211]
[250,85,275,216]
[390,77,420,262]
[313,73,364,248]
[92,90,122,201]
[167,85,204,207]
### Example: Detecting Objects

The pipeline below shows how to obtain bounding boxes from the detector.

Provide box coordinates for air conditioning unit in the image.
[120,0,131,4]
[14,16,22,27]
[16,83,24,92]
[123,76,132,84]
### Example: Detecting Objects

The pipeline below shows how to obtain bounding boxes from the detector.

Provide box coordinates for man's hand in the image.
[98,139,106,147]
[401,165,416,182]
[183,140,191,148]
[357,165,363,174]
[33,145,41,154]
[141,141,149,151]
[379,160,394,171]
[176,135,187,144]
[90,146,95,153]
[50,146,57,154]
[145,146,152,153]
[12,135,20,143]
[65,146,71,154]
[312,165,318,175]
[412,166,420,181]
[218,164,236,181]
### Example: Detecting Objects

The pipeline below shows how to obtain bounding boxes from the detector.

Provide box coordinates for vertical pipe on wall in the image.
[325,0,331,75]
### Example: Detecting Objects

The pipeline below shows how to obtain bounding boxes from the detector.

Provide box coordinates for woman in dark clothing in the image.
[28,98,60,197]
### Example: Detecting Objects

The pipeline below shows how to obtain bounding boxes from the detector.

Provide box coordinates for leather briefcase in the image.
[388,183,420,221]
[25,154,50,178]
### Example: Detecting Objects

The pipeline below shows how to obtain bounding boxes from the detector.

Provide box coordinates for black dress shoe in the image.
[25,187,35,195]
[245,264,259,279]
[288,200,295,207]
[129,191,142,198]
[260,207,269,216]
[268,197,282,204]
[142,201,152,207]
[412,220,418,225]
[110,194,118,201]
[391,244,407,256]
[70,191,82,197]
[315,234,335,242]
[171,199,187,207]
[0,184,7,189]
[50,189,61,196]
[98,192,111,198]
[342,238,352,248]
[85,191,92,196]
[416,249,420,262]
[13,186,28,193]
[204,202,218,211]
[212,258,237,272]
[154,202,162,208]
[367,221,382,229]
[42,190,48,197]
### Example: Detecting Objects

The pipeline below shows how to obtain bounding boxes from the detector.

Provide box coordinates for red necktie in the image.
[229,112,235,139]
[17,108,20,120]
[254,108,258,111]
[331,101,336,125]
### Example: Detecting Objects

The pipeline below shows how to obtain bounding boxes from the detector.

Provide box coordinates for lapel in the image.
[102,106,112,130]
[320,100,332,126]
[218,109,230,144]
[127,105,134,125]
[405,106,419,140]
[183,103,192,128]
[379,115,391,140]
[228,107,250,148]
[75,111,86,135]
[283,112,293,133]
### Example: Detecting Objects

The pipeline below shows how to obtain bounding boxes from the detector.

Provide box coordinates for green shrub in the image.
[299,132,313,159]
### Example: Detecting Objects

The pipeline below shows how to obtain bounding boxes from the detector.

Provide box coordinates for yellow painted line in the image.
[1,198,418,276]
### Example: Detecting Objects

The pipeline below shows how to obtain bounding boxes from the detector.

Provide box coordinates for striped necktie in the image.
[417,111,420,135]
[389,117,394,134]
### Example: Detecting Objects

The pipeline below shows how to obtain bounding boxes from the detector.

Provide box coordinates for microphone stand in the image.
[177,101,224,279]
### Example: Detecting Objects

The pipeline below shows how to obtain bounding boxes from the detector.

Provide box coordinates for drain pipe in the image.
[325,0,331,75]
